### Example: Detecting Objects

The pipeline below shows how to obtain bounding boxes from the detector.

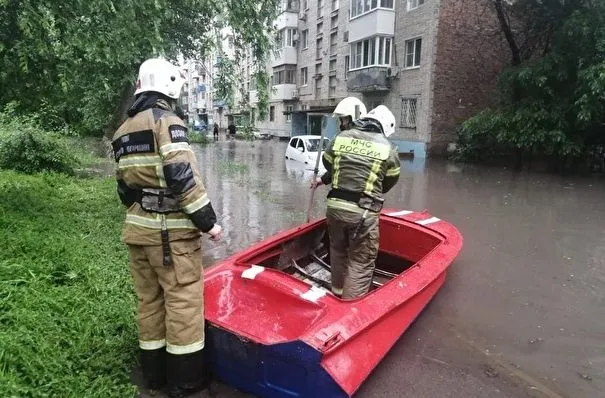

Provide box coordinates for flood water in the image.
[191,139,605,398]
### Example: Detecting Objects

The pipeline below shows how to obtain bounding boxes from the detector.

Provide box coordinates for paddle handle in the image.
[307,118,327,223]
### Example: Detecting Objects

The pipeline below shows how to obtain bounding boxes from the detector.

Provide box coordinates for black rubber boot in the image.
[166,349,211,398]
[140,348,167,391]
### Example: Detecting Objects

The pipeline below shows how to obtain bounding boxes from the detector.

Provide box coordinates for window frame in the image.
[300,67,308,86]
[404,37,422,69]
[350,0,394,20]
[407,0,424,11]
[400,97,418,128]
[349,36,393,71]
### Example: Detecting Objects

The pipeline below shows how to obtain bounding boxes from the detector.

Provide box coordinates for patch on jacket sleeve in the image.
[168,125,188,143]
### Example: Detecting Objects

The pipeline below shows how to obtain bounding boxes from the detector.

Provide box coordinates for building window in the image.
[273,65,297,85]
[329,59,337,72]
[315,78,322,99]
[316,38,323,59]
[277,28,297,48]
[300,67,308,85]
[407,0,424,11]
[332,0,339,11]
[301,29,309,49]
[328,76,337,98]
[351,0,394,19]
[285,105,294,122]
[330,32,338,55]
[331,14,338,28]
[270,106,275,122]
[317,22,323,35]
[350,36,392,69]
[401,98,417,128]
[344,55,350,76]
[318,0,324,18]
[282,0,299,12]
[404,37,422,68]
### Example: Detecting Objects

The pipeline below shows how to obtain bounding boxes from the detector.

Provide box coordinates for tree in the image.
[456,1,605,168]
[0,1,280,135]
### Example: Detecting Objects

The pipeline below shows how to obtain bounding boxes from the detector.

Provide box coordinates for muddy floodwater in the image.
[151,139,605,398]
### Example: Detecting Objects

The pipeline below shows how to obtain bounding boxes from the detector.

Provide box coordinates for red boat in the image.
[204,208,463,397]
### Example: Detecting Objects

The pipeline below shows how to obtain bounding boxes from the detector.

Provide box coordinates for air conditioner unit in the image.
[386,67,399,78]
[299,12,307,21]
[291,89,299,98]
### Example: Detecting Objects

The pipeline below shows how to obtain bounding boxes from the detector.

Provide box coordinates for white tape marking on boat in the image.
[417,217,441,226]
[241,265,265,280]
[300,286,327,302]
[387,210,414,217]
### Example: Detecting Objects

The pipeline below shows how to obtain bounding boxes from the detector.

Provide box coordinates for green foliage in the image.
[0,106,79,174]
[187,129,211,145]
[0,171,137,397]
[456,1,605,164]
[0,0,281,135]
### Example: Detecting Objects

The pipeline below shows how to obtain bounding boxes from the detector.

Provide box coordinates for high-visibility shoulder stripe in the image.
[323,152,333,164]
[386,167,400,177]
[125,214,196,230]
[118,155,162,169]
[160,142,192,157]
[364,160,381,194]
[333,136,390,160]
[181,194,210,214]
[167,340,204,355]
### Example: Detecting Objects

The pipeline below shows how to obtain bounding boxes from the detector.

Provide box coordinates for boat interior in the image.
[242,218,443,296]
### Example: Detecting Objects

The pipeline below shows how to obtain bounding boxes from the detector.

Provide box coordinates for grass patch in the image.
[187,130,212,145]
[0,170,138,397]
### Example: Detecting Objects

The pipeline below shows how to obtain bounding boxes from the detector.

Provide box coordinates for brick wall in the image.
[429,0,510,154]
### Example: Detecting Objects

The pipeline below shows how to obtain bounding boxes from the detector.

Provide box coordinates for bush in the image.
[0,110,78,174]
[187,129,211,145]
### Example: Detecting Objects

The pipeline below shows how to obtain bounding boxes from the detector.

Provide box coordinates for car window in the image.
[296,139,305,151]
[289,138,298,148]
[306,138,330,152]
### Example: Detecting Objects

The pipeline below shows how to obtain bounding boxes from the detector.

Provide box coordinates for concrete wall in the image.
[429,0,509,155]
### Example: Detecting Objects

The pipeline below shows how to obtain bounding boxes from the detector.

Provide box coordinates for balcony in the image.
[271,84,298,101]
[349,9,395,43]
[271,47,298,67]
[274,10,299,30]
[347,67,392,92]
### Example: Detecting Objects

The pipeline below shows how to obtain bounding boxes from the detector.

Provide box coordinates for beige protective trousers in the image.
[127,238,204,355]
[326,207,379,299]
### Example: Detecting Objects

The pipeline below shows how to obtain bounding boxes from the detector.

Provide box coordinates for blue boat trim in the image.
[206,323,348,398]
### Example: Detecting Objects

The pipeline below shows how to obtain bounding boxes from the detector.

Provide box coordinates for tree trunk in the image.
[493,0,522,66]
[104,83,135,140]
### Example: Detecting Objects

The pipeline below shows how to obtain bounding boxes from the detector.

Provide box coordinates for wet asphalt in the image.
[140,138,605,398]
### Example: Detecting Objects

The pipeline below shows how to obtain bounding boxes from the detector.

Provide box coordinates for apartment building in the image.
[246,0,508,156]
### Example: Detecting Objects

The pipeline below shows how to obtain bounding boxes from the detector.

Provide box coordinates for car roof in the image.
[290,135,328,140]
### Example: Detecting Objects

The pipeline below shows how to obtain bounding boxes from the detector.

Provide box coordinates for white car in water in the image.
[285,135,330,169]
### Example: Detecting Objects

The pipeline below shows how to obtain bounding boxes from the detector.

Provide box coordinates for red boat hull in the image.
[204,209,463,397]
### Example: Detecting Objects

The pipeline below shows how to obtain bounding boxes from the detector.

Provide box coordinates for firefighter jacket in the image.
[320,125,400,214]
[112,95,217,246]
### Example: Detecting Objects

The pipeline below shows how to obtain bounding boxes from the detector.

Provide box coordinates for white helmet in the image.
[364,105,396,137]
[134,58,186,99]
[332,97,367,120]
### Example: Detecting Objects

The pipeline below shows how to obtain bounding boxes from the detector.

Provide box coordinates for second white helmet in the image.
[135,58,186,99]
[333,96,367,120]
[364,105,396,137]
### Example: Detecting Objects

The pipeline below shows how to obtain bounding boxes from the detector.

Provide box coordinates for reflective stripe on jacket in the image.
[321,127,400,214]
[112,99,216,245]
